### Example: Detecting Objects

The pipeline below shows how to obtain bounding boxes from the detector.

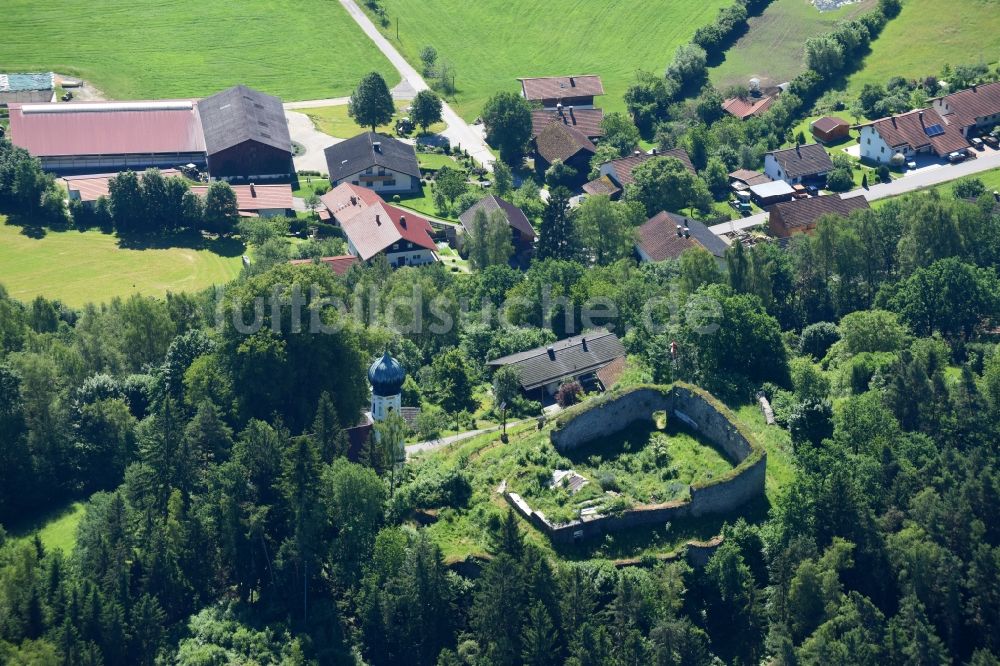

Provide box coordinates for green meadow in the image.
[366,0,731,120]
[0,218,242,307]
[0,0,396,101]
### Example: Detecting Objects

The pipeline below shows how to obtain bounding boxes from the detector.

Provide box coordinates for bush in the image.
[953,178,986,200]
[799,322,840,360]
[826,167,854,192]
[877,165,891,183]
[788,399,834,447]
[555,380,583,407]
[388,465,473,521]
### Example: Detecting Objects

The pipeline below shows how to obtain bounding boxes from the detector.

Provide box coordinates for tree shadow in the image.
[116,230,246,257]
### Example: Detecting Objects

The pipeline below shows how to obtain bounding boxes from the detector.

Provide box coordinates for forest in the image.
[1,178,1000,664]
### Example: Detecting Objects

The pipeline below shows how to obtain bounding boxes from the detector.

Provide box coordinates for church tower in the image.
[368,351,405,422]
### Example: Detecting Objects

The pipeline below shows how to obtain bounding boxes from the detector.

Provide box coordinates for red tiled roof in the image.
[8,100,205,157]
[189,184,292,212]
[64,169,182,202]
[859,108,969,157]
[767,194,870,238]
[519,75,604,101]
[722,95,774,120]
[935,81,1000,131]
[728,169,771,187]
[596,356,627,390]
[319,182,383,223]
[531,107,604,139]
[290,254,359,275]
[341,202,437,261]
[811,116,849,133]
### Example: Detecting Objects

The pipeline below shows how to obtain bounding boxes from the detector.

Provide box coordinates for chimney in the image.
[651,148,658,156]
[375,214,381,225]
[581,337,588,352]
[684,225,690,238]
[350,195,357,206]
[892,116,897,128]
[676,224,683,237]
[568,106,575,123]
[373,141,381,153]
[250,183,256,197]
[919,110,925,127]
[547,346,556,360]
[570,77,576,88]
[557,102,563,116]
[399,215,406,228]
[994,191,1000,202]
[634,150,642,157]
[973,84,978,92]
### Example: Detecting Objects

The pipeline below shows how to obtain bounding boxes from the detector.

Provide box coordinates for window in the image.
[880,147,884,154]
[385,180,396,186]
[867,138,871,145]
[392,243,399,250]
[365,167,373,175]
[352,181,359,185]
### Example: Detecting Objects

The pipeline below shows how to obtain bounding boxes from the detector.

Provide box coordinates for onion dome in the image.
[368,351,406,397]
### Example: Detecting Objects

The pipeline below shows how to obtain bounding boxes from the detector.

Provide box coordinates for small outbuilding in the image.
[810,116,850,144]
[767,194,870,238]
[748,180,795,206]
[459,194,536,254]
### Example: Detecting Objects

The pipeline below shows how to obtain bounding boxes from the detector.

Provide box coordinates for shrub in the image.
[555,380,583,407]
[877,165,891,183]
[597,470,620,492]
[826,167,854,192]
[788,399,834,447]
[799,322,840,360]
[392,194,401,202]
[953,178,986,200]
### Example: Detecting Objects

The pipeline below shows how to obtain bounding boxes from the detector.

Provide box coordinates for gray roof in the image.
[0,73,54,92]
[324,132,421,181]
[198,85,291,156]
[458,194,536,241]
[768,143,833,180]
[487,328,626,391]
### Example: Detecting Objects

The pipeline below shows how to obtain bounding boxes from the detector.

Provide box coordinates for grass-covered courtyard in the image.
[304,103,447,140]
[401,396,794,564]
[0,217,243,307]
[0,0,396,101]
[365,0,731,120]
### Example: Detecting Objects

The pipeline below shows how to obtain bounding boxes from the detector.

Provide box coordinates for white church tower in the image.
[367,351,405,422]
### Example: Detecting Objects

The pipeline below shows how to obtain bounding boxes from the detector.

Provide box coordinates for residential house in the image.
[519,75,604,109]
[534,122,596,179]
[324,132,421,195]
[764,143,833,185]
[811,116,850,144]
[931,81,1000,137]
[583,148,695,199]
[487,328,626,399]
[722,95,774,120]
[458,194,536,254]
[767,194,870,238]
[198,85,293,180]
[0,72,55,106]
[531,105,604,141]
[189,183,293,218]
[318,183,438,267]
[635,211,729,263]
[857,108,969,164]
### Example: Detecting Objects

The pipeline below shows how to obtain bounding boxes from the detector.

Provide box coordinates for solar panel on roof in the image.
[925,124,945,137]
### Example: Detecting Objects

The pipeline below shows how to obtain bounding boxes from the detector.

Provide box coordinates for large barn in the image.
[198,85,293,180]
[7,85,292,179]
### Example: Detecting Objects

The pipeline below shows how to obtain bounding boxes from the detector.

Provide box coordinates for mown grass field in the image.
[846,0,1000,95]
[367,0,731,120]
[710,0,876,90]
[0,218,242,307]
[304,103,447,139]
[0,0,395,101]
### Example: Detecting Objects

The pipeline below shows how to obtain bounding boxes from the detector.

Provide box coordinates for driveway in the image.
[286,110,339,174]
[405,420,528,458]
[338,0,495,171]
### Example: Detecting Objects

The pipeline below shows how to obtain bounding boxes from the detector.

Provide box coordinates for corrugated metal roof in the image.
[9,101,206,157]
[0,73,54,92]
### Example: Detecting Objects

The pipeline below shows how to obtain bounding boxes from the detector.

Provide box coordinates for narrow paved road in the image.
[405,419,529,458]
[337,0,495,171]
[710,148,1000,236]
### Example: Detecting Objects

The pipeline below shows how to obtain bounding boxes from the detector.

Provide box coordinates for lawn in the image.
[0,0,396,101]
[710,0,876,90]
[0,218,243,307]
[365,0,732,120]
[406,393,792,563]
[846,0,1000,96]
[872,166,1000,208]
[9,501,86,553]
[304,103,446,140]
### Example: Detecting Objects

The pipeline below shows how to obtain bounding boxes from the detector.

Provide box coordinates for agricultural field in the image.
[404,398,793,563]
[710,0,876,90]
[0,218,242,307]
[0,0,396,101]
[846,0,1000,96]
[366,0,732,120]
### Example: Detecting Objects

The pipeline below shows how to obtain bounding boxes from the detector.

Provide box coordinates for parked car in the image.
[971,137,985,150]
[984,134,1000,149]
[948,151,967,164]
